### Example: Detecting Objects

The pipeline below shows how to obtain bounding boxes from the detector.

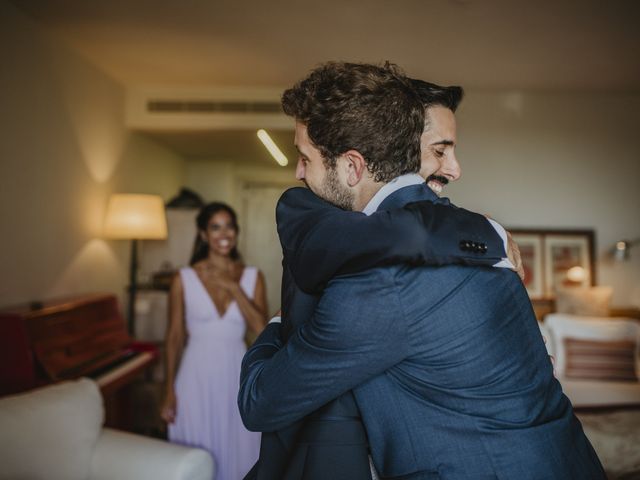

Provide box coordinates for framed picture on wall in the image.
[508,229,595,300]
[510,233,544,298]
[544,233,593,297]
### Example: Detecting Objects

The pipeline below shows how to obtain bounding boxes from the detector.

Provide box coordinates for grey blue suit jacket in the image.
[240,185,604,479]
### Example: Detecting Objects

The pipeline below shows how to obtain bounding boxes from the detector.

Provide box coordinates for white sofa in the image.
[0,378,214,480]
[541,313,640,408]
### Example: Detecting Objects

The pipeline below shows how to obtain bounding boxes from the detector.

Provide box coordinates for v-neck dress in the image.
[169,266,261,480]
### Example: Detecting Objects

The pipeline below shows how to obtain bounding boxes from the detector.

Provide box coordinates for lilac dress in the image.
[169,266,261,480]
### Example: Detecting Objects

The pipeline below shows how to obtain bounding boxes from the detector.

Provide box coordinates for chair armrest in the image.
[559,376,640,408]
[90,428,214,480]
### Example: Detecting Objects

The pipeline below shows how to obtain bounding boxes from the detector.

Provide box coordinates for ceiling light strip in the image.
[257,129,288,166]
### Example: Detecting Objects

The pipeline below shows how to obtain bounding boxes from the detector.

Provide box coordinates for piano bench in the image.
[0,378,214,480]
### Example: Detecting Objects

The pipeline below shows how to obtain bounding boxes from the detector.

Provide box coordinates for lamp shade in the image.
[103,194,168,239]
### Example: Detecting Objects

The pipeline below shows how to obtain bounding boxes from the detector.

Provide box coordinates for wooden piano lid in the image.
[0,293,115,318]
[0,293,132,382]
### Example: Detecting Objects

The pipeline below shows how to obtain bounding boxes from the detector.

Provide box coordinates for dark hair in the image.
[190,202,240,264]
[409,79,464,112]
[281,62,424,182]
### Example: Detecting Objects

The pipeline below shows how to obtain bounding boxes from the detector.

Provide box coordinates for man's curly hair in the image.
[281,62,424,182]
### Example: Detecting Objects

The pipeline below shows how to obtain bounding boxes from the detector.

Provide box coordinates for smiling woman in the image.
[161,202,268,480]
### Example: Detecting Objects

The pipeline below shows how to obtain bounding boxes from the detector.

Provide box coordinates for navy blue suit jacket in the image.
[278,187,504,294]
[244,187,506,479]
[240,185,604,479]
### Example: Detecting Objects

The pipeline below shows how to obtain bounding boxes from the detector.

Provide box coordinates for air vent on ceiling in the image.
[147,100,282,114]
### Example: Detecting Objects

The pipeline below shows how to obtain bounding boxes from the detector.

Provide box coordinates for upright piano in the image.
[0,293,158,428]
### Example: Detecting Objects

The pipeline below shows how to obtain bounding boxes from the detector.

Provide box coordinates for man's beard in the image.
[311,167,354,211]
[426,174,449,187]
[426,174,449,196]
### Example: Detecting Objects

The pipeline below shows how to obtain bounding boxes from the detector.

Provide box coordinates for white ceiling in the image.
[12,0,640,159]
[144,129,299,166]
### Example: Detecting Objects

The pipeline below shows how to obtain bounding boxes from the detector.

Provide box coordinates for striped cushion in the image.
[564,338,638,381]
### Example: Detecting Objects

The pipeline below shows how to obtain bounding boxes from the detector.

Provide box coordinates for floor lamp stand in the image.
[127,239,138,336]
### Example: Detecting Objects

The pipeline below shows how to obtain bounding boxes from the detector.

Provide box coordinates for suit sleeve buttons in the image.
[459,240,488,254]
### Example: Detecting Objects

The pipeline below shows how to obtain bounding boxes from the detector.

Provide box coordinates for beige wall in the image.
[0,2,185,307]
[185,159,296,210]
[445,91,640,307]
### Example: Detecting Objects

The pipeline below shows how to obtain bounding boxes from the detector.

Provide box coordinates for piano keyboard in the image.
[95,351,154,388]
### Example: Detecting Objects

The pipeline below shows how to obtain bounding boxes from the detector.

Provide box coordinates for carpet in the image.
[577,410,640,479]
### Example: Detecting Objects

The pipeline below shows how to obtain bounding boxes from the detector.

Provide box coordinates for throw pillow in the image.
[564,338,638,381]
[555,286,613,317]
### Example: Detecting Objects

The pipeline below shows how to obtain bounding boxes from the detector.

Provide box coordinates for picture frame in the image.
[509,229,595,300]
[544,233,593,296]
[510,233,544,299]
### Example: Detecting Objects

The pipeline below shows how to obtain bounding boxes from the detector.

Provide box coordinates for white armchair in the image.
[0,378,214,480]
[542,313,640,408]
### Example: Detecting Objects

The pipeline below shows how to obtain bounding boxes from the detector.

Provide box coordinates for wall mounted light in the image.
[613,239,640,261]
[257,129,288,166]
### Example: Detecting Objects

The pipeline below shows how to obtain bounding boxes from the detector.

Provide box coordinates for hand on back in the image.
[506,230,525,281]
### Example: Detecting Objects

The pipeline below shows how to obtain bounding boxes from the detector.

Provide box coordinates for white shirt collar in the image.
[361,173,424,216]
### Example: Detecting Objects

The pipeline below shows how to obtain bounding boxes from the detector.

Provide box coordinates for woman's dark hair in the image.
[190,202,240,264]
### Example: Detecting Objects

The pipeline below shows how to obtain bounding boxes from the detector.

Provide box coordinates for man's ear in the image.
[343,150,367,187]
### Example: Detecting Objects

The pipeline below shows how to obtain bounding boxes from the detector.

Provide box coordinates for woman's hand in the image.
[161,389,177,424]
[210,269,240,294]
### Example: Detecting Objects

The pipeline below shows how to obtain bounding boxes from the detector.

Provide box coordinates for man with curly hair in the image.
[240,62,604,480]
